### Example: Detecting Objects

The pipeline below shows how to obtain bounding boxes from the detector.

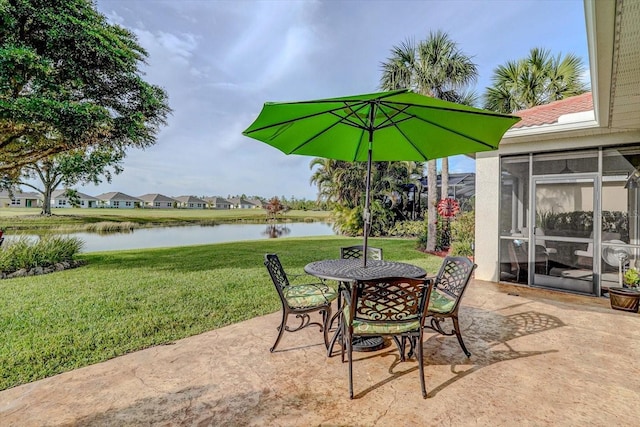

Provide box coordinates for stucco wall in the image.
[475,151,500,281]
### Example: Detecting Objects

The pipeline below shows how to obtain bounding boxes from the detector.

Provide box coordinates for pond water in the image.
[6,222,335,253]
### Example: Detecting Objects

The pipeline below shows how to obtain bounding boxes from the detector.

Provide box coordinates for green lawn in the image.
[0,207,331,231]
[0,236,441,391]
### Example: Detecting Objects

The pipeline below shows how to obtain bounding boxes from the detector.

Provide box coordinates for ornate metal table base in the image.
[352,336,385,352]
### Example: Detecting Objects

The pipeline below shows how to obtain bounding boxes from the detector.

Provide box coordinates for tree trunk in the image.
[426,159,437,252]
[442,157,449,200]
[40,181,55,216]
[41,190,51,215]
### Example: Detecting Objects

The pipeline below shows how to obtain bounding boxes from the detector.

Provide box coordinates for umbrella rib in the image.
[379,101,501,150]
[287,101,371,154]
[244,101,369,135]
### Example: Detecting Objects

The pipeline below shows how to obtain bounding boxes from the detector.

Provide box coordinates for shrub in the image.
[450,211,475,257]
[332,200,394,237]
[389,220,424,237]
[0,235,84,274]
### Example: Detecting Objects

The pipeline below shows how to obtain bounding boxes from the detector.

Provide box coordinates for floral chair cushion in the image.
[428,288,456,314]
[342,305,421,334]
[283,284,337,309]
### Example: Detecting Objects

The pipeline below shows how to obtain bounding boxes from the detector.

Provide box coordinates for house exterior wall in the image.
[144,201,174,208]
[475,151,501,282]
[101,200,136,209]
[4,196,39,208]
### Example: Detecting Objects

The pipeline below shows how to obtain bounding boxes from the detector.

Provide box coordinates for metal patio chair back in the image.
[343,276,433,398]
[340,245,383,261]
[425,256,476,357]
[264,254,337,352]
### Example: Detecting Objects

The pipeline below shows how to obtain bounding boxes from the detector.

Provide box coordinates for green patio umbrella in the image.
[242,89,520,266]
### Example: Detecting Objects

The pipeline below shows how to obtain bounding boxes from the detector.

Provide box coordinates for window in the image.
[11,198,20,205]
[113,201,120,207]
[155,202,161,207]
[125,201,132,207]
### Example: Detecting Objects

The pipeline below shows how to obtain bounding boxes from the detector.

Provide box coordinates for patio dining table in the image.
[304,259,428,354]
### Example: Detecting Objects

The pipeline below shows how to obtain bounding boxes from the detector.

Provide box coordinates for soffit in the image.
[608,0,640,130]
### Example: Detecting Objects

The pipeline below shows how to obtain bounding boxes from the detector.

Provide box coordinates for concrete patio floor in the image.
[1,280,639,426]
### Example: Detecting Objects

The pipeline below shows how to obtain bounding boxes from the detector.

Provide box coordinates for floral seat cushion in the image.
[342,305,421,334]
[428,288,455,314]
[283,284,337,309]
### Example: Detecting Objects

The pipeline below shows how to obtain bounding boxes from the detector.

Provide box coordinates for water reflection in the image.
[4,222,335,253]
[263,224,291,238]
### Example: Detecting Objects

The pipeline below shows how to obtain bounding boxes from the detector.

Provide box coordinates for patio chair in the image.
[264,254,337,353]
[327,245,384,355]
[424,256,477,357]
[343,276,433,398]
[340,245,383,261]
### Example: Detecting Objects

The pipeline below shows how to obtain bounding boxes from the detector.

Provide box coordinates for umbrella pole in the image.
[363,102,377,268]
[363,146,372,267]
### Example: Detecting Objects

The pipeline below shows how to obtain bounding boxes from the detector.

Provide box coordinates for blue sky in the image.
[83,0,589,200]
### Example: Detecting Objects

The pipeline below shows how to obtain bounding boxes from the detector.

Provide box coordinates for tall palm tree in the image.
[484,47,588,113]
[380,30,478,251]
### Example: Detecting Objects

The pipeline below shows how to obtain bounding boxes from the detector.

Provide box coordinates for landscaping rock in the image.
[1,260,87,280]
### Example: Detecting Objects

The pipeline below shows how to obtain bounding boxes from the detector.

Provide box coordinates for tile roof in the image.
[512,92,593,129]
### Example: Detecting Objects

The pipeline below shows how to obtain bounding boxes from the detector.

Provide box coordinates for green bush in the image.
[389,220,425,237]
[450,211,475,257]
[0,235,84,273]
[450,240,473,257]
[331,200,394,237]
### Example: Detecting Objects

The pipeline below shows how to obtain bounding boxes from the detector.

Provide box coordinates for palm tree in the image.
[310,157,423,235]
[380,31,478,251]
[309,158,367,209]
[484,47,588,113]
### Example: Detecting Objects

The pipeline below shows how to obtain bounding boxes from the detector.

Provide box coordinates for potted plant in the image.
[610,267,640,312]
[623,267,640,288]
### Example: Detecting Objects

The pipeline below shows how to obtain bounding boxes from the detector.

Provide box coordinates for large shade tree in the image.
[0,0,170,177]
[11,147,124,215]
[483,47,588,113]
[379,30,478,251]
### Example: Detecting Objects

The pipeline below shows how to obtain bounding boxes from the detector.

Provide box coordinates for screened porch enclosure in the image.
[499,145,640,295]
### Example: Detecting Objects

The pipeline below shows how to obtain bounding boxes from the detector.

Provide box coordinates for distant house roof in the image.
[247,198,265,207]
[512,92,593,129]
[0,190,40,199]
[51,190,99,201]
[138,193,177,203]
[228,197,255,206]
[96,192,142,202]
[418,172,476,187]
[203,197,231,204]
[174,195,207,204]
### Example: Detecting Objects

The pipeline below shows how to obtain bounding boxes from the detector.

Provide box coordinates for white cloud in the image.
[86,0,589,201]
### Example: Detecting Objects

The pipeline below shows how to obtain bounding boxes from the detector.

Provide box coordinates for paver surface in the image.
[1,280,639,426]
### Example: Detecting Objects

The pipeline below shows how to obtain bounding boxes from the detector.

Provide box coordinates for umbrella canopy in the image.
[243,89,520,265]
